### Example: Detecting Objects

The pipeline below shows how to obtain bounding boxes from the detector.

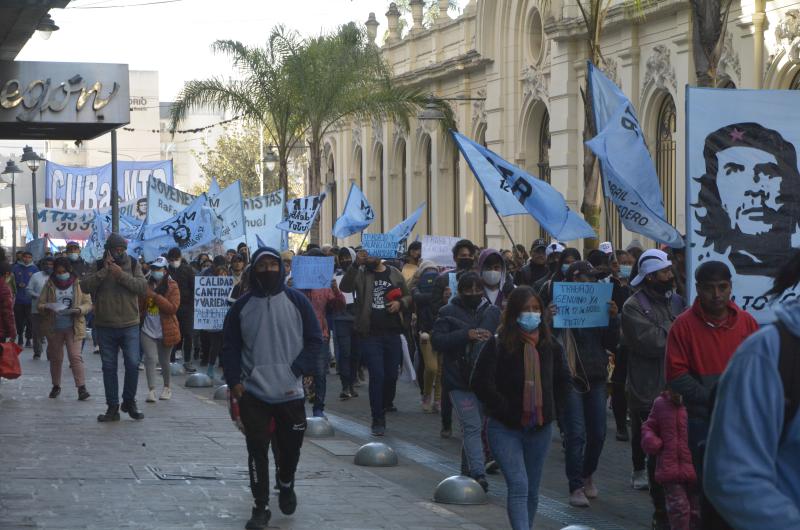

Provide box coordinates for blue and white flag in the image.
[277,193,326,234]
[82,210,108,263]
[207,180,245,241]
[585,61,683,247]
[138,194,217,262]
[453,130,595,241]
[25,227,33,243]
[208,176,221,196]
[333,183,375,239]
[388,202,425,241]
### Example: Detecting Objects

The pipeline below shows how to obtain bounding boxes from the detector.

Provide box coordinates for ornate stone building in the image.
[319,0,800,251]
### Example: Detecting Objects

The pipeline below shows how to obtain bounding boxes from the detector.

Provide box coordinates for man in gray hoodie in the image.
[80,233,148,422]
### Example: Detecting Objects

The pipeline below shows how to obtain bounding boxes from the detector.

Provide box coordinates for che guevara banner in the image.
[686,87,800,323]
[45,160,173,211]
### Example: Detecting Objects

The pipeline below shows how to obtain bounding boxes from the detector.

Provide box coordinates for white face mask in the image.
[481,270,502,287]
[170,260,181,269]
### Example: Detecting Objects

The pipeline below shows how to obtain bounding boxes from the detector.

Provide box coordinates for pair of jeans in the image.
[560,380,607,493]
[359,334,402,422]
[96,325,141,406]
[488,419,552,530]
[449,390,485,479]
[30,313,45,355]
[13,302,32,343]
[239,393,306,508]
[334,319,358,389]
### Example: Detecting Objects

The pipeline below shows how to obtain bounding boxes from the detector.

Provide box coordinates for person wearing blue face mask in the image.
[471,286,571,530]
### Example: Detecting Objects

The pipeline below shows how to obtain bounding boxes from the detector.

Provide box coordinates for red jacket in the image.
[641,392,696,485]
[0,279,15,340]
[301,288,345,340]
[665,298,758,418]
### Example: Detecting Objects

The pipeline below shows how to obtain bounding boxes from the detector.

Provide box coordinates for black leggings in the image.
[171,309,193,362]
[631,406,666,516]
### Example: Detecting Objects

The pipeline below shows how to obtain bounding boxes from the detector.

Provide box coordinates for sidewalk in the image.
[0,343,652,529]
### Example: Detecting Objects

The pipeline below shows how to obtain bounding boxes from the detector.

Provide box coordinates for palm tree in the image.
[690,0,734,87]
[169,26,305,198]
[286,22,448,244]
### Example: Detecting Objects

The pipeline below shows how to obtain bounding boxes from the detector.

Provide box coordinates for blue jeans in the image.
[334,319,358,389]
[313,339,329,414]
[488,419,552,530]
[360,334,402,422]
[96,325,141,406]
[450,389,485,478]
[560,380,607,492]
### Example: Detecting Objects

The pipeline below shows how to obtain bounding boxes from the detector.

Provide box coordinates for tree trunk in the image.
[278,157,289,200]
[581,57,601,251]
[307,136,323,246]
[690,0,724,88]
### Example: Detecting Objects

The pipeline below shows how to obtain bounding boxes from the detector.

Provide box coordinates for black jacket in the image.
[471,334,571,430]
[556,317,620,383]
[514,262,549,287]
[169,261,195,312]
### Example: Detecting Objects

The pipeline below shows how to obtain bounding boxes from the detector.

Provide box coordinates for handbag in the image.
[0,342,23,379]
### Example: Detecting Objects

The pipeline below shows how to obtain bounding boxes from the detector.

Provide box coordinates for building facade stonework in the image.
[320,0,800,252]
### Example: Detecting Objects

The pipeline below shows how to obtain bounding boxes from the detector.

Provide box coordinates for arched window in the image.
[656,95,677,225]
[791,70,800,89]
[538,111,551,239]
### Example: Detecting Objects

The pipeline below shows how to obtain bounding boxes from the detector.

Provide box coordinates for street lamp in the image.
[1,159,22,257]
[21,146,43,239]
[36,13,59,40]
[264,149,278,173]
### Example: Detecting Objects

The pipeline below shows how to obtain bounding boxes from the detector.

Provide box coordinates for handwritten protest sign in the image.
[422,235,461,267]
[362,233,401,259]
[552,282,613,328]
[193,276,234,330]
[291,256,335,290]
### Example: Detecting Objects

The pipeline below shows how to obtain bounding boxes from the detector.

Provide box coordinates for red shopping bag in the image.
[0,342,23,379]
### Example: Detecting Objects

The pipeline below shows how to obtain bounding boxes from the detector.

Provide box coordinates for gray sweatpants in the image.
[140,332,171,390]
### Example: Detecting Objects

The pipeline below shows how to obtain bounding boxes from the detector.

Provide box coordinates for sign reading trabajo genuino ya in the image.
[0,61,130,140]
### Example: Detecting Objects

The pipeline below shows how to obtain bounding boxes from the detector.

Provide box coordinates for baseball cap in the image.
[630,249,672,287]
[531,238,548,252]
[545,242,565,257]
[150,256,169,269]
[66,241,80,250]
[565,261,599,282]
[599,241,614,255]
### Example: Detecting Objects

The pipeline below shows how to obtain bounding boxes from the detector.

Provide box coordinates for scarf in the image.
[520,330,544,427]
[51,273,75,291]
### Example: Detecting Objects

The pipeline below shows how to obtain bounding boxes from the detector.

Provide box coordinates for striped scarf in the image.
[520,330,544,427]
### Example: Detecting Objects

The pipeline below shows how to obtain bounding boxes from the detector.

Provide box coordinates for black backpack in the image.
[705,319,800,530]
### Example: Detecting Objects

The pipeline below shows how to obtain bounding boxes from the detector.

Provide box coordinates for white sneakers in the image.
[583,476,598,499]
[146,387,172,402]
[569,488,590,507]
[160,387,172,400]
[146,389,157,403]
[632,469,649,490]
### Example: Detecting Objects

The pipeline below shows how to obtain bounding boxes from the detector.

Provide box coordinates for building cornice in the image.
[392,49,493,87]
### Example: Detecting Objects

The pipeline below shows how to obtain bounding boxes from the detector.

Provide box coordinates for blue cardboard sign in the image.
[291,256,335,290]
[552,282,613,328]
[362,233,401,259]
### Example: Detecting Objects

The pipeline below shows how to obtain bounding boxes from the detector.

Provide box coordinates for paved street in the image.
[1,343,652,529]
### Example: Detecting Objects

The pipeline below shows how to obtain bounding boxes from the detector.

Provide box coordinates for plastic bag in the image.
[0,342,23,379]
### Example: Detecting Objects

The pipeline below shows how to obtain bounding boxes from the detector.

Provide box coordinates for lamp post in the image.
[1,160,22,257]
[21,146,42,240]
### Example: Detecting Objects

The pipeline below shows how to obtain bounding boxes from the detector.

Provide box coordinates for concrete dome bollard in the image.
[353,442,398,467]
[185,373,213,388]
[213,384,229,400]
[169,363,185,376]
[433,475,488,505]
[305,417,335,438]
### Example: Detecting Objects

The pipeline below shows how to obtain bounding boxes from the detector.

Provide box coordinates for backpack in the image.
[633,289,685,325]
[705,319,800,530]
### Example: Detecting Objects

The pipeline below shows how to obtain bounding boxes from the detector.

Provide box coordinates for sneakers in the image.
[583,476,598,499]
[244,506,271,529]
[432,401,441,413]
[616,428,630,441]
[278,482,297,515]
[25,339,32,348]
[485,460,500,475]
[160,387,172,400]
[569,488,590,507]
[339,390,351,400]
[421,396,433,413]
[77,386,90,401]
[183,362,197,373]
[146,389,157,403]
[632,469,649,490]
[120,400,145,420]
[33,353,41,360]
[48,385,61,399]
[475,475,489,492]
[371,420,386,437]
[93,348,100,355]
[348,386,358,398]
[97,405,120,422]
[440,427,452,439]
[138,362,145,371]
[312,409,326,419]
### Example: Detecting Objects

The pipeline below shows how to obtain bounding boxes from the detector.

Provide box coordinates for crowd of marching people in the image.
[1,233,798,530]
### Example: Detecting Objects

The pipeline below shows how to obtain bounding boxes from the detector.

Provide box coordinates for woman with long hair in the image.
[38,257,92,400]
[471,286,570,529]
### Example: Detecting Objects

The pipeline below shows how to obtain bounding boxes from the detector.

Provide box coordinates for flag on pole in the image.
[452,130,595,241]
[276,193,326,234]
[332,183,375,239]
[585,61,684,247]
[209,176,221,196]
[82,210,109,262]
[208,180,246,241]
[388,202,425,241]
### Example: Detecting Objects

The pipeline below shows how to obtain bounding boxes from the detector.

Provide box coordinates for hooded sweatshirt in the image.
[410,260,440,333]
[11,262,38,305]
[703,301,800,529]
[477,249,514,308]
[221,247,323,405]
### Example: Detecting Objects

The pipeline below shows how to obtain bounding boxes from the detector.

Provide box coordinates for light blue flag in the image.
[256,234,267,249]
[388,202,425,241]
[585,62,684,247]
[208,180,246,241]
[452,130,595,241]
[82,210,108,262]
[25,227,33,243]
[138,194,218,262]
[452,131,527,217]
[333,183,375,238]
[209,176,221,196]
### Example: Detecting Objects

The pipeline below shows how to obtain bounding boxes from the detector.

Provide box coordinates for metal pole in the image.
[495,214,518,251]
[10,175,16,257]
[30,169,39,238]
[111,129,119,233]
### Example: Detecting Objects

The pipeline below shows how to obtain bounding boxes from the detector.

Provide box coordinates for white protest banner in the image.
[276,193,325,234]
[208,180,245,241]
[36,208,95,239]
[362,233,402,259]
[193,276,234,330]
[137,194,217,262]
[243,190,285,250]
[686,87,800,323]
[422,235,461,267]
[45,160,173,211]
[145,175,197,224]
[291,255,335,290]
